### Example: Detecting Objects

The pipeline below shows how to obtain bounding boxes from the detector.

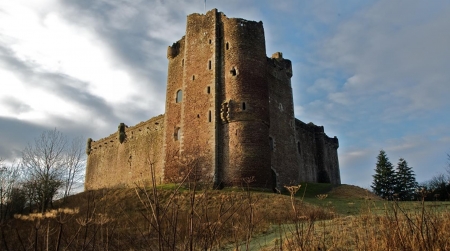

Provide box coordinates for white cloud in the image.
[307,78,338,94]
[0,1,150,128]
[318,1,450,117]
[291,0,450,171]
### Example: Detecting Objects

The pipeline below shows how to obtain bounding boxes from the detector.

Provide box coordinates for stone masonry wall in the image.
[323,137,341,185]
[163,9,218,184]
[85,115,164,190]
[164,35,185,183]
[294,119,340,184]
[219,13,272,188]
[267,52,299,188]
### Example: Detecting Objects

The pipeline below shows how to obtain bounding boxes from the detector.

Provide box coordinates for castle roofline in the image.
[187,8,263,25]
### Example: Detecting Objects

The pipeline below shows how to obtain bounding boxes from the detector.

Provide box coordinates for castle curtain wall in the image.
[85,115,164,190]
[294,119,340,184]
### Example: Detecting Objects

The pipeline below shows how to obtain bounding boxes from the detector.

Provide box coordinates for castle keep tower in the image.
[84,9,340,191]
[164,9,272,188]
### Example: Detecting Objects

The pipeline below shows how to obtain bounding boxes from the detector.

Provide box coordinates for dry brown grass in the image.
[263,200,450,251]
[4,183,450,250]
[3,182,333,250]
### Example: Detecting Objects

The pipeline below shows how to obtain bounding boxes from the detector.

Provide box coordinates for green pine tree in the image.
[372,150,396,200]
[394,158,418,201]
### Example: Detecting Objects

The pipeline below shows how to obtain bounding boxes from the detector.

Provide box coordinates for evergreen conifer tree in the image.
[394,158,418,200]
[372,150,396,200]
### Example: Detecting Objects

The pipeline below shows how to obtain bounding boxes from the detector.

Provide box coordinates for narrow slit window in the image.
[209,39,212,44]
[192,75,195,80]
[297,142,301,154]
[226,42,229,50]
[208,110,212,122]
[175,127,181,141]
[207,86,211,94]
[176,90,182,103]
[242,102,246,111]
[182,59,184,66]
[208,60,212,70]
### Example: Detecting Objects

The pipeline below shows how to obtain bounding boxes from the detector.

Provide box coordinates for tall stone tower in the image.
[163,9,272,188]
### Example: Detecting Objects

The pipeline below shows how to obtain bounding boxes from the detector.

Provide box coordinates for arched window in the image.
[176,90,182,103]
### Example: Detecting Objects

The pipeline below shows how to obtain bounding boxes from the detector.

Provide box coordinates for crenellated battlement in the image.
[268,52,293,79]
[88,115,164,152]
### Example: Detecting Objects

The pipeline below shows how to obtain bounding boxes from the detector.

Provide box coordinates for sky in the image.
[1,0,449,189]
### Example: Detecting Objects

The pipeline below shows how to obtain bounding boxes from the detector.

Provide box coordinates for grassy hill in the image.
[4,183,450,250]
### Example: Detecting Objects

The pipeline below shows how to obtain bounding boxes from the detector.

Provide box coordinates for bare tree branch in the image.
[63,136,85,199]
[0,159,23,220]
[20,129,85,212]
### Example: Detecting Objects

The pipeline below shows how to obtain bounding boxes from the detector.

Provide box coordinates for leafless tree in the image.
[0,159,23,220]
[21,129,85,212]
[62,136,85,200]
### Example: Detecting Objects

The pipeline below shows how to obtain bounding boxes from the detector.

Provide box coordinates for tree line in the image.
[372,150,450,201]
[0,129,84,220]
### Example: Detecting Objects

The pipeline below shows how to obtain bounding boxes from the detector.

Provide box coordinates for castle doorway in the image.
[271,169,277,192]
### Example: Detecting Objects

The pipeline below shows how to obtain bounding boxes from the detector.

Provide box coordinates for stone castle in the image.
[85,9,340,191]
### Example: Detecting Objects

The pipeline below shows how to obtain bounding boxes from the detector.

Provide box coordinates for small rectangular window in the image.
[208,110,212,122]
[207,86,211,94]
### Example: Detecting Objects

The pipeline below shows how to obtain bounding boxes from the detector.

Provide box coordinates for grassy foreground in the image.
[275,183,450,250]
[3,182,450,250]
